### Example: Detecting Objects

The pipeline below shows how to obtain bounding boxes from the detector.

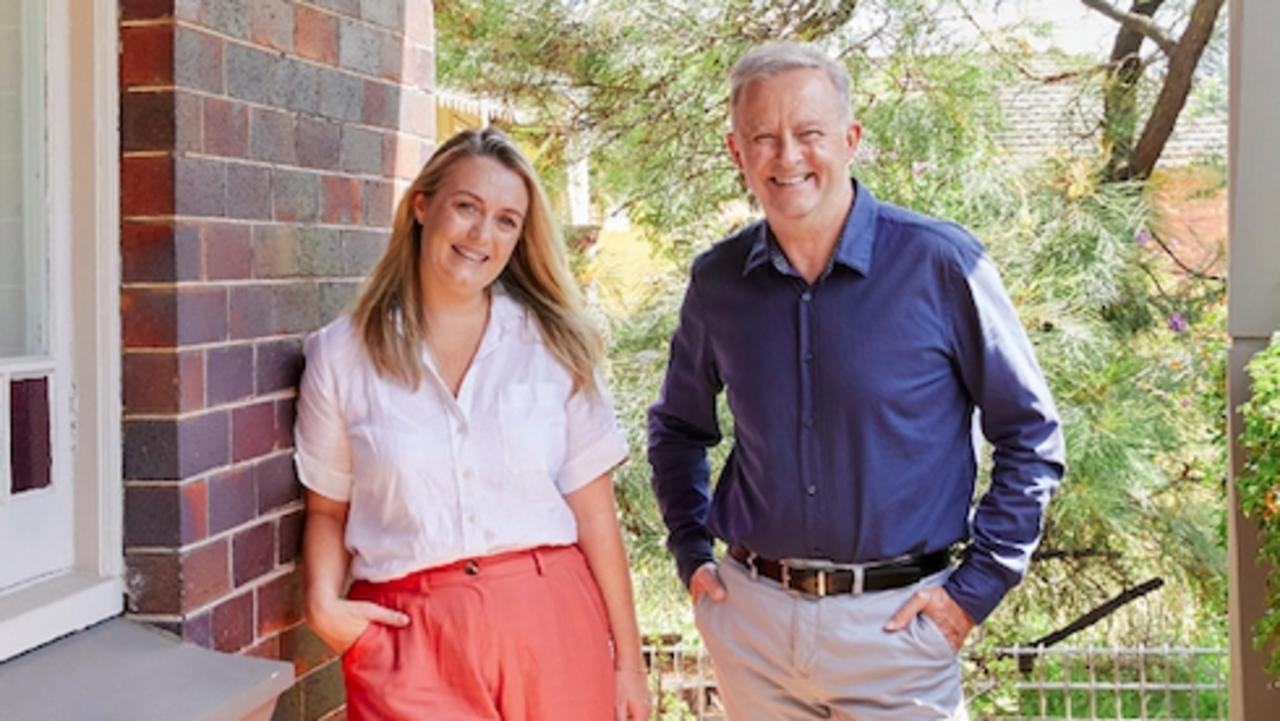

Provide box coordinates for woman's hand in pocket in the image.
[307,597,411,654]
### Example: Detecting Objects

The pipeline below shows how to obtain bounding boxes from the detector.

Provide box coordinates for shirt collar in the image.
[742,177,877,278]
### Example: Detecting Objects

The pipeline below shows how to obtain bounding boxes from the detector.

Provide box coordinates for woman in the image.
[295,127,652,720]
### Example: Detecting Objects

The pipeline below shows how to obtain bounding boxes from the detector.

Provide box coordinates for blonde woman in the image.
[296,128,652,721]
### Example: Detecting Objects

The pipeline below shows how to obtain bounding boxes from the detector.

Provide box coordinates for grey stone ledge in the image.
[0,619,293,721]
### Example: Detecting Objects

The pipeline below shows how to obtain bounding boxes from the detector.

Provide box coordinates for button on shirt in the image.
[295,290,629,582]
[648,179,1065,623]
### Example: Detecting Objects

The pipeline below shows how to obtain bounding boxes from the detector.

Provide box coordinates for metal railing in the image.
[641,642,1228,721]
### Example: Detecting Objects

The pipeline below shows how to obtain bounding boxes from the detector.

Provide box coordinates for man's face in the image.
[727,68,861,226]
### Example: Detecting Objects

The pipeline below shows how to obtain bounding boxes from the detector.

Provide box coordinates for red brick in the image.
[275,397,297,450]
[362,79,395,129]
[174,26,224,95]
[122,288,177,348]
[257,569,303,636]
[209,465,256,535]
[229,285,275,340]
[126,552,180,614]
[120,351,168,412]
[122,221,202,282]
[256,453,300,513]
[176,286,229,345]
[122,0,175,21]
[256,337,304,394]
[362,180,395,228]
[233,400,279,462]
[181,610,213,647]
[179,410,231,478]
[121,24,174,87]
[226,164,273,221]
[405,0,433,45]
[122,91,175,151]
[122,481,205,547]
[321,175,362,225]
[233,521,276,586]
[182,538,230,611]
[203,222,253,280]
[121,155,174,217]
[124,484,182,547]
[295,4,338,65]
[279,624,336,677]
[182,479,209,543]
[249,0,293,51]
[206,343,254,406]
[212,590,255,652]
[174,156,227,218]
[297,117,341,171]
[245,633,281,661]
[278,508,304,565]
[202,97,249,158]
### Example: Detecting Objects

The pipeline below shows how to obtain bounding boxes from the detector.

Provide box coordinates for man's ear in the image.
[844,121,863,157]
[726,132,745,173]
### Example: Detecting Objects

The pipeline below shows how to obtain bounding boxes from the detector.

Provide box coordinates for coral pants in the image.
[342,545,615,720]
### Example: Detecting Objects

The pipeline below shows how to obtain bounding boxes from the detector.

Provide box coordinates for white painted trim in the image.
[0,0,122,655]
[0,571,123,662]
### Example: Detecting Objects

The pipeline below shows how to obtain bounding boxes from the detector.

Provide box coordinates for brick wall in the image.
[118,2,435,719]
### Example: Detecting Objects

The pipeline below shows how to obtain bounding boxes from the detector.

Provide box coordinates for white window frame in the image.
[0,0,121,663]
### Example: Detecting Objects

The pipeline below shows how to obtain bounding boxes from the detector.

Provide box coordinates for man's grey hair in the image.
[729,41,853,122]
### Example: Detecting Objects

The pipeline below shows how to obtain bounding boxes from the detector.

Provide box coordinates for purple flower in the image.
[1167,313,1189,333]
[1180,397,1192,408]
[1133,227,1151,246]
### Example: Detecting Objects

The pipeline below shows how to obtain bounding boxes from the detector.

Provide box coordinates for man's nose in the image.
[778,134,802,164]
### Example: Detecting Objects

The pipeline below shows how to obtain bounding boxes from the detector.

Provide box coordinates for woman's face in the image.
[414,155,530,305]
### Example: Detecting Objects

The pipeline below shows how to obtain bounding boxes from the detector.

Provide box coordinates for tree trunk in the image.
[1102,1,1165,180]
[1118,0,1226,181]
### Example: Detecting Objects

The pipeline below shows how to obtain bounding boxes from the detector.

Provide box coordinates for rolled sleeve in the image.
[943,250,1066,623]
[293,329,354,502]
[556,372,629,495]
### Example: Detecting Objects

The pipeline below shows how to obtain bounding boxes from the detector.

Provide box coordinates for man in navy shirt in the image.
[648,41,1065,720]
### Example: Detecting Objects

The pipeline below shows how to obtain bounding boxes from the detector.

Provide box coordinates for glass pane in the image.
[10,376,50,493]
[0,1,45,358]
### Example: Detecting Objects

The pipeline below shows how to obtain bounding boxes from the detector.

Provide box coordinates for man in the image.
[648,41,1065,720]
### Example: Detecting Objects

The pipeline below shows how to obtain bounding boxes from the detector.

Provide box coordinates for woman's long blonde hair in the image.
[351,127,604,394]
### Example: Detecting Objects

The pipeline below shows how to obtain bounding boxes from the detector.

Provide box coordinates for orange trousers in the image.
[342,545,615,720]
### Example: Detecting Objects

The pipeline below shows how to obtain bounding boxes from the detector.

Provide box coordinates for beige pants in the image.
[694,555,969,721]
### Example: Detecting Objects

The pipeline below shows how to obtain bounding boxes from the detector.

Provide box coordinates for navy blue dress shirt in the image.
[647,179,1065,623]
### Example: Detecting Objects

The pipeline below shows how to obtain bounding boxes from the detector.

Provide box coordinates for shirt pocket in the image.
[498,382,567,475]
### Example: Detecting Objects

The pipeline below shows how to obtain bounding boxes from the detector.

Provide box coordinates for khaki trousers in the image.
[694,555,969,721]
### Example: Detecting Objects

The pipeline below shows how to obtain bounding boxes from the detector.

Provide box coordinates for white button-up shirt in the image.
[294,290,629,582]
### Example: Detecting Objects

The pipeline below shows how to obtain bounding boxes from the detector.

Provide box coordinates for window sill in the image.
[0,618,294,721]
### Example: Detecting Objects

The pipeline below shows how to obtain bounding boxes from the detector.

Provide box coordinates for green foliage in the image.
[1236,331,1280,677]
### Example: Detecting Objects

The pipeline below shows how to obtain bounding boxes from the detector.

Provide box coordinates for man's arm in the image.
[943,250,1067,624]
[647,271,724,588]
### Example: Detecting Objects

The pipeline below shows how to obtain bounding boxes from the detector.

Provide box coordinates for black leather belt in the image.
[728,545,951,598]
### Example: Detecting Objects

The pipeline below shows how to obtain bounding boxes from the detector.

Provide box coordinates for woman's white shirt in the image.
[293,290,629,582]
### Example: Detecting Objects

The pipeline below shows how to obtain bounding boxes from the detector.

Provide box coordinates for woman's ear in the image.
[412,192,429,225]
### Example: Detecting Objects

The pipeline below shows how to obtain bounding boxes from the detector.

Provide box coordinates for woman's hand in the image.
[306,597,410,655]
[615,668,654,720]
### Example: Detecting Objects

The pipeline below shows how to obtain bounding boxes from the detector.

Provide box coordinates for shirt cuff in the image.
[942,555,1014,624]
[556,428,629,495]
[293,450,352,502]
[672,532,716,589]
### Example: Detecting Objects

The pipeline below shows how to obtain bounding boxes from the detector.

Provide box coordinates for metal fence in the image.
[641,643,1228,721]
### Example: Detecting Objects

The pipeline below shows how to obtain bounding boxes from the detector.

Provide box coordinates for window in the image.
[0,0,121,662]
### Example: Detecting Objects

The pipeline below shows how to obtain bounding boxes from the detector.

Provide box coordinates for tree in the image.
[1082,0,1227,180]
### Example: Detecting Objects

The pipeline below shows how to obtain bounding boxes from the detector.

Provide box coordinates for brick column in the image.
[118,2,434,719]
